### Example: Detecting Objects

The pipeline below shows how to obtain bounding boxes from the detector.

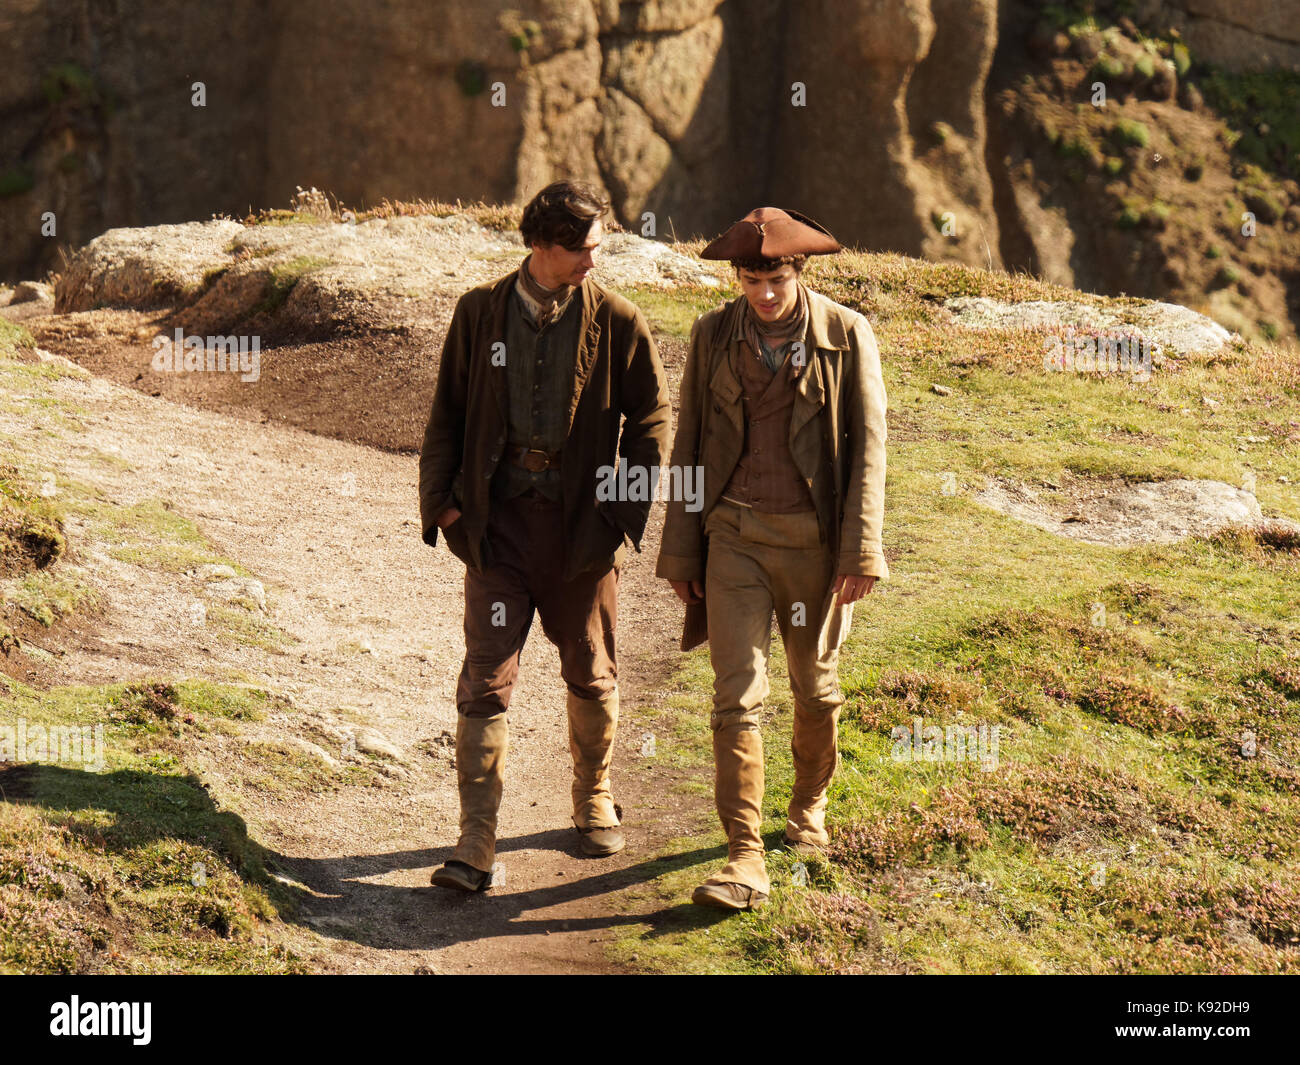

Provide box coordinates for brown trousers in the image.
[456,489,619,718]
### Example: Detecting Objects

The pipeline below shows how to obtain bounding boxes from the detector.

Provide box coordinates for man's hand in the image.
[668,579,704,605]
[436,506,462,529]
[832,573,876,604]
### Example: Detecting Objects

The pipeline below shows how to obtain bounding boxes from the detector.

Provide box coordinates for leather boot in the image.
[567,689,624,856]
[784,705,840,854]
[431,711,507,889]
[692,722,769,910]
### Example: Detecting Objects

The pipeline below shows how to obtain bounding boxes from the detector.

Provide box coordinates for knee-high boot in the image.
[693,722,769,909]
[450,710,508,873]
[785,705,840,851]
[567,689,624,855]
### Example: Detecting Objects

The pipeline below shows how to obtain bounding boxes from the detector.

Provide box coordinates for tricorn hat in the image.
[700,206,841,260]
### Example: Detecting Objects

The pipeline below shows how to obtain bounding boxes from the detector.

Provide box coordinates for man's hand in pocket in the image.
[668,579,704,605]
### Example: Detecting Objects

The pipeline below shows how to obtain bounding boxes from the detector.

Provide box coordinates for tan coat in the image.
[655,288,889,641]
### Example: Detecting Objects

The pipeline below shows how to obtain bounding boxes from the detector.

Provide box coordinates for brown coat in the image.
[420,269,672,582]
[655,288,889,644]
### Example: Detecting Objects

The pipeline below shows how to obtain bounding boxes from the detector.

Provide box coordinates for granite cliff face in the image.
[2,0,1297,337]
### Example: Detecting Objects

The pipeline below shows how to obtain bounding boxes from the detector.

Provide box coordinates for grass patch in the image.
[0,677,315,973]
[0,318,35,351]
[7,571,99,628]
[204,603,295,652]
[605,254,1300,973]
[0,464,65,578]
[72,494,243,575]
[612,283,730,339]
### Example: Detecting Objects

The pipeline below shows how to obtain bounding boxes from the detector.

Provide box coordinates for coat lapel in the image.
[487,270,516,427]
[565,278,603,436]
[708,343,744,433]
[789,352,825,441]
[789,290,849,443]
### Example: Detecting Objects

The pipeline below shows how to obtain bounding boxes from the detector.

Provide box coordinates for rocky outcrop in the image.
[1154,0,1300,72]
[2,0,1296,337]
[52,213,723,335]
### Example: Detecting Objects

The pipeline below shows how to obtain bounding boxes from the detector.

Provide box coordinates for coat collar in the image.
[487,265,605,336]
[711,288,835,437]
[485,266,607,433]
[719,286,850,353]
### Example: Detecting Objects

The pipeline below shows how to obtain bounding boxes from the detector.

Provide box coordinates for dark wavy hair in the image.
[519,180,610,251]
[732,254,807,273]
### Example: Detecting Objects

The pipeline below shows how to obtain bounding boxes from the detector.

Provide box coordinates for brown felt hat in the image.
[700,206,841,260]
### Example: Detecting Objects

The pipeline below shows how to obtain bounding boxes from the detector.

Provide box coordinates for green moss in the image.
[205,604,295,652]
[0,168,35,198]
[1111,118,1150,149]
[1116,203,1142,229]
[1201,67,1300,179]
[454,59,488,97]
[1143,200,1172,227]
[8,571,98,627]
[253,255,331,314]
[0,464,65,577]
[40,62,97,106]
[1057,131,1097,162]
[1091,54,1127,81]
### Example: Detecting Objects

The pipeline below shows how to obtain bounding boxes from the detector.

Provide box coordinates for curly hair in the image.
[731,254,807,273]
[520,180,610,251]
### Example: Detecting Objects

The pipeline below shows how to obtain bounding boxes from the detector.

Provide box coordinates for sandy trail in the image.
[7,312,709,974]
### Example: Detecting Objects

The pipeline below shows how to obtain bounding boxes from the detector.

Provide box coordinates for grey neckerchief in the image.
[757,338,789,373]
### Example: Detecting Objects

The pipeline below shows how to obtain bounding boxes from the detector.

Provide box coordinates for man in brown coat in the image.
[420,181,671,892]
[656,207,889,911]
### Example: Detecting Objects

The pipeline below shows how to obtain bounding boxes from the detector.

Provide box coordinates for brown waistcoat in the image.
[720,336,817,513]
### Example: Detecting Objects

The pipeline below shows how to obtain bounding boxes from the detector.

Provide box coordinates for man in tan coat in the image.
[656,207,889,911]
[420,181,671,891]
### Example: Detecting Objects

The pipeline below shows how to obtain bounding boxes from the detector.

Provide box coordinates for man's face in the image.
[530,218,603,288]
[737,264,800,322]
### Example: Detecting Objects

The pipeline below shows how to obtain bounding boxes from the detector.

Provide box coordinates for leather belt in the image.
[506,444,562,472]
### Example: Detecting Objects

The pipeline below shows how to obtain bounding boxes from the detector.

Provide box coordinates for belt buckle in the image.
[521,448,550,472]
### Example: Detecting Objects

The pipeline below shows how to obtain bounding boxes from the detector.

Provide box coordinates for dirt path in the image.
[5,304,711,974]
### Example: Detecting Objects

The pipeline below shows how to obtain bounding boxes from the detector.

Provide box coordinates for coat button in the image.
[713,403,721,413]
